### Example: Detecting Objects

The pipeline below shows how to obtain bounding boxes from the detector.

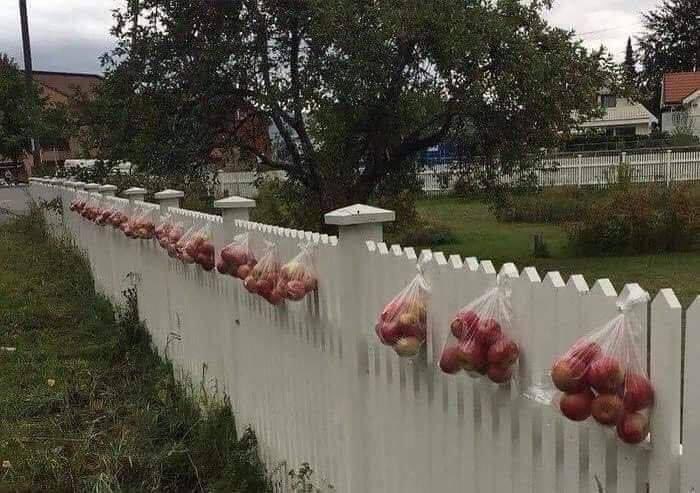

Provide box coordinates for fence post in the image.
[84,182,100,193]
[577,154,582,187]
[99,184,118,197]
[213,195,256,225]
[154,189,185,215]
[123,186,147,204]
[666,149,672,187]
[324,203,395,492]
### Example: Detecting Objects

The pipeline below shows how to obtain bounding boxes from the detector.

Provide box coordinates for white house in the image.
[576,89,658,136]
[661,72,700,138]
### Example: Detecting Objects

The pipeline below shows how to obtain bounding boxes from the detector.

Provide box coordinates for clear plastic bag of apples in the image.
[280,242,318,301]
[217,233,259,280]
[182,223,215,271]
[439,278,519,384]
[109,203,129,230]
[243,242,285,305]
[131,208,157,240]
[550,291,654,444]
[375,270,430,358]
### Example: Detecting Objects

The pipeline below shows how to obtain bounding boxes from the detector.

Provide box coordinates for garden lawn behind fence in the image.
[415,197,700,307]
[0,210,269,491]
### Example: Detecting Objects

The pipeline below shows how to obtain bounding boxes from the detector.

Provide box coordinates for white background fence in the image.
[420,148,700,194]
[216,148,700,198]
[28,178,700,493]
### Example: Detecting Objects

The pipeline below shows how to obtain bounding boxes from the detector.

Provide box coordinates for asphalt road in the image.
[0,185,30,224]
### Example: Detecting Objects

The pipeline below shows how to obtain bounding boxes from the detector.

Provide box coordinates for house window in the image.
[600,95,617,108]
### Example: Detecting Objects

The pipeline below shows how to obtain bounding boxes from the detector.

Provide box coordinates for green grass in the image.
[416,197,700,307]
[0,207,270,491]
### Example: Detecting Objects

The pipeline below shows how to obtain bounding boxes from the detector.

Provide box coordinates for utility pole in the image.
[19,0,40,170]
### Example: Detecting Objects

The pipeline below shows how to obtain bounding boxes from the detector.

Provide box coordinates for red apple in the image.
[587,356,624,394]
[216,258,230,274]
[378,322,402,345]
[450,318,465,339]
[237,264,252,280]
[475,318,502,346]
[591,394,624,426]
[256,279,272,296]
[458,310,480,331]
[267,291,283,305]
[244,276,257,293]
[616,412,649,444]
[487,363,513,384]
[439,345,465,374]
[393,337,421,358]
[551,357,588,393]
[560,389,594,421]
[623,373,654,411]
[487,337,519,365]
[459,339,487,373]
[286,280,306,300]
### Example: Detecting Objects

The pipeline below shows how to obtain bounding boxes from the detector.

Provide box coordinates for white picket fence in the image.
[421,148,700,194]
[28,178,700,493]
[216,149,700,198]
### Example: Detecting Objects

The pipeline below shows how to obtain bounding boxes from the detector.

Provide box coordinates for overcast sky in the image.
[0,0,659,75]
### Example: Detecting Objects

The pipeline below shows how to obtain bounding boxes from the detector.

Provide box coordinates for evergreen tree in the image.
[638,0,700,115]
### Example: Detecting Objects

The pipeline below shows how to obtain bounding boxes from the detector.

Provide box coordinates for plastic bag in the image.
[217,232,259,279]
[438,277,518,384]
[121,206,143,238]
[109,202,129,229]
[154,213,173,243]
[182,223,215,270]
[131,208,157,240]
[95,202,114,226]
[69,196,86,213]
[375,267,430,358]
[280,242,318,301]
[81,197,99,221]
[163,220,185,257]
[244,242,285,305]
[539,290,653,444]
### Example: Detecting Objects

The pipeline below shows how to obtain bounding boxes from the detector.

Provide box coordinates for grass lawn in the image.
[416,197,700,307]
[0,209,269,491]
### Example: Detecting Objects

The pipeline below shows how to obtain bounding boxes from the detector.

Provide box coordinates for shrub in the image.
[568,185,699,255]
[492,187,590,224]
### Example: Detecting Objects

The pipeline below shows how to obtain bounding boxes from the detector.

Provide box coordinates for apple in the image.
[216,258,230,274]
[570,340,602,364]
[459,309,480,330]
[551,357,588,393]
[560,389,594,421]
[281,261,304,280]
[587,356,624,394]
[379,322,402,345]
[487,337,519,365]
[616,412,649,444]
[393,337,421,358]
[407,302,427,325]
[450,318,465,339]
[256,279,272,296]
[381,300,400,322]
[591,394,624,426]
[439,345,465,374]
[236,264,252,280]
[244,276,257,292]
[459,339,487,373]
[286,280,306,300]
[623,373,654,411]
[267,291,284,305]
[475,318,502,346]
[487,363,513,383]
